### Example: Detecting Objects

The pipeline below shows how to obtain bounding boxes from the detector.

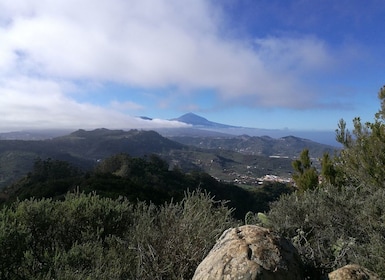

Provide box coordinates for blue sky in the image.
[0,0,384,132]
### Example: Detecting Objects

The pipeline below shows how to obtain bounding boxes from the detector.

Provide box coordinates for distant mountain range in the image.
[167,113,338,146]
[0,112,338,146]
[169,134,336,159]
[0,129,73,140]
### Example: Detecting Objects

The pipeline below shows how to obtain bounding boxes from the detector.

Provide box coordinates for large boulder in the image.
[192,225,303,280]
[328,264,381,280]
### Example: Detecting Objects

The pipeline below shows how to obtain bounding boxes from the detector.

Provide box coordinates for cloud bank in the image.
[0,0,350,130]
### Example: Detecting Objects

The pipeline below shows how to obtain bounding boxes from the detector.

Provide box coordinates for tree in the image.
[335,85,385,189]
[29,158,81,182]
[320,152,337,186]
[292,149,319,192]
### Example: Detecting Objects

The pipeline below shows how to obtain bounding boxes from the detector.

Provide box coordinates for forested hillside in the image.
[1,154,292,219]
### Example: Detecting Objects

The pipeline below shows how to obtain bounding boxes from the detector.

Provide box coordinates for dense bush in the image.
[0,190,236,280]
[268,186,360,276]
[268,185,385,278]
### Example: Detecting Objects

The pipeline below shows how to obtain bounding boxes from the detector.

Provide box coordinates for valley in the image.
[0,127,336,190]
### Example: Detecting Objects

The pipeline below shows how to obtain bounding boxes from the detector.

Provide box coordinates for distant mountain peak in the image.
[182,112,204,118]
[174,113,210,125]
[172,113,239,128]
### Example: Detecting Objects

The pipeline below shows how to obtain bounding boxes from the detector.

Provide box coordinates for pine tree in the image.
[292,149,319,193]
[320,152,337,185]
[335,85,385,189]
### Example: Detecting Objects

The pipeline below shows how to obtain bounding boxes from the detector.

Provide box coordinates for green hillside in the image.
[1,154,292,219]
[0,129,294,190]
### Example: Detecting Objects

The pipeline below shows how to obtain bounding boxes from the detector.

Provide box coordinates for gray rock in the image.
[328,264,381,280]
[192,225,303,280]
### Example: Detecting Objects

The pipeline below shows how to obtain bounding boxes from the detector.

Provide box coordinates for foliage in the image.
[0,190,236,280]
[95,153,169,180]
[319,152,338,186]
[335,86,385,189]
[0,151,37,192]
[268,185,385,278]
[352,187,385,275]
[291,149,319,192]
[6,158,84,201]
[132,190,235,279]
[268,186,358,276]
[268,86,385,278]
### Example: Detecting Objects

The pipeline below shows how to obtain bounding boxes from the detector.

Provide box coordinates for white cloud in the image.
[137,118,191,129]
[0,0,349,131]
[254,36,334,73]
[0,76,188,131]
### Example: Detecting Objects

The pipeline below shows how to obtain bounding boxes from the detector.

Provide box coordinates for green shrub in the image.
[0,207,29,279]
[0,190,236,280]
[351,188,385,275]
[131,190,235,279]
[268,185,385,278]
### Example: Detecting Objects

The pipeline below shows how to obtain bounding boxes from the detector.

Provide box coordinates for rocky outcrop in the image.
[328,264,381,280]
[192,225,303,280]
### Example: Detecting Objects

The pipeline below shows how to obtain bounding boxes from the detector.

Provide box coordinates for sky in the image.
[1,0,384,133]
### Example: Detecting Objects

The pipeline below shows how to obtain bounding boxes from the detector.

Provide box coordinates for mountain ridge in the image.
[167,113,337,146]
[0,113,338,146]
[169,133,335,159]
